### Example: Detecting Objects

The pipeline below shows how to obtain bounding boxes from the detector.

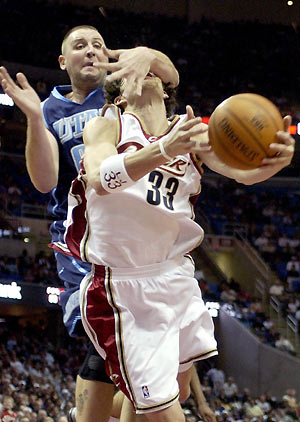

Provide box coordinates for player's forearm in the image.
[89,141,168,196]
[203,151,286,185]
[233,164,286,185]
[190,365,208,407]
[149,49,179,87]
[125,142,168,180]
[25,117,58,193]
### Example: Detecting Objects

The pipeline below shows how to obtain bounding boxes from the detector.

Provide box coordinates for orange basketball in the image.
[208,93,284,170]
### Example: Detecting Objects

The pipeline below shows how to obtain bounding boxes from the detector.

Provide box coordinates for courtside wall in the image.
[217,309,300,400]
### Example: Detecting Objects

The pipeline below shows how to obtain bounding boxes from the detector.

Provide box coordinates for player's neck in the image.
[126,98,168,136]
[66,84,97,104]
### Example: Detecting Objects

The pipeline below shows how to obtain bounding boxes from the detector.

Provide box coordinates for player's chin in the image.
[81,67,99,76]
[81,70,105,82]
[82,66,104,75]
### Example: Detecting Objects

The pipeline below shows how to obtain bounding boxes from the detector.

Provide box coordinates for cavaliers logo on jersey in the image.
[160,156,190,177]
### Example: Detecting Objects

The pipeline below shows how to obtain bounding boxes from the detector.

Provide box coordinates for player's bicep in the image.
[83,117,118,190]
[46,129,59,178]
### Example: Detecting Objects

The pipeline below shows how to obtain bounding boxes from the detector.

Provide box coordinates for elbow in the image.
[90,180,109,196]
[235,179,253,186]
[168,70,179,88]
[173,70,180,87]
[33,181,56,193]
[27,170,58,193]
[235,178,252,186]
[236,178,258,186]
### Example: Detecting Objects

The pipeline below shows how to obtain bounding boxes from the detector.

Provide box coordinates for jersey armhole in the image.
[191,153,204,176]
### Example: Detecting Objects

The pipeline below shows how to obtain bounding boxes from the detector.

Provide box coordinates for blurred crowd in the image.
[198,178,300,337]
[0,250,61,287]
[186,361,300,421]
[0,318,299,422]
[0,154,49,217]
[0,318,81,422]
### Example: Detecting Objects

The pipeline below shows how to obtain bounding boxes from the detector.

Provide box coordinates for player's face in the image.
[121,73,165,102]
[59,28,108,87]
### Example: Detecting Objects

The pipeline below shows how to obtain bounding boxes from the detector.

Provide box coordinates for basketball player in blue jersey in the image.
[64,72,294,422]
[0,25,179,422]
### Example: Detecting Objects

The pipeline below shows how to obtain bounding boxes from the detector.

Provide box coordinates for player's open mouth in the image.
[145,72,155,79]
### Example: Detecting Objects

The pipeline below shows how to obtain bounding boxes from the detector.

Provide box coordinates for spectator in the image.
[254,231,269,251]
[223,377,238,399]
[9,350,24,374]
[256,394,271,414]
[262,317,274,332]
[269,278,285,297]
[275,335,295,355]
[207,363,225,391]
[295,306,300,324]
[238,388,252,404]
[285,296,299,316]
[0,396,17,422]
[286,256,300,273]
[278,233,290,258]
[288,235,300,255]
[286,264,300,292]
[220,283,237,303]
[282,388,298,409]
[264,327,280,347]
[244,398,264,418]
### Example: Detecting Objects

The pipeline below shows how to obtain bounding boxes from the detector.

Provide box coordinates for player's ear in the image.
[163,90,169,100]
[114,96,127,109]
[58,55,66,70]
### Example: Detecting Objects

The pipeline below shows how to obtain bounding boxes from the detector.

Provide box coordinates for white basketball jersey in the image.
[64,108,204,268]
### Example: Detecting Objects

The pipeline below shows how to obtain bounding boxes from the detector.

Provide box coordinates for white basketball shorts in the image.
[80,256,218,414]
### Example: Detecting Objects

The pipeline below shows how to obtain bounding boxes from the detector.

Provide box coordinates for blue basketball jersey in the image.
[42,85,105,243]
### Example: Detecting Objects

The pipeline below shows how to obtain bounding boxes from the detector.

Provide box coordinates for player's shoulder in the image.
[84,115,119,144]
[86,104,120,130]
[86,115,118,129]
[41,86,70,113]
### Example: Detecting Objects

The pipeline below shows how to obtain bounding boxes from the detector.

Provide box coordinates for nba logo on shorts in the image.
[142,385,150,398]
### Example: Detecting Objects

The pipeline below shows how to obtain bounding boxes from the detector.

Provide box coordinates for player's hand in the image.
[197,402,217,422]
[261,115,295,168]
[0,66,42,119]
[163,105,212,158]
[97,46,157,97]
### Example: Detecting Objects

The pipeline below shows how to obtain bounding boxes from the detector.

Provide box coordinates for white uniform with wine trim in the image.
[64,107,218,414]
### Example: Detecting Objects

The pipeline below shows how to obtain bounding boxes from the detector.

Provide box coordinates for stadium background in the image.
[0,1,300,420]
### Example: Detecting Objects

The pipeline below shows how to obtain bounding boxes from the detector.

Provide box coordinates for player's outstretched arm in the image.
[0,66,59,192]
[98,46,179,97]
[83,106,209,196]
[0,66,42,117]
[202,115,295,185]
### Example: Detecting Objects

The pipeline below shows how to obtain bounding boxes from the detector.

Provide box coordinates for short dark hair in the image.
[61,25,102,54]
[104,79,178,117]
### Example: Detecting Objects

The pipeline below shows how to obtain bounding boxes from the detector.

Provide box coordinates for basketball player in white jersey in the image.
[62,74,294,422]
